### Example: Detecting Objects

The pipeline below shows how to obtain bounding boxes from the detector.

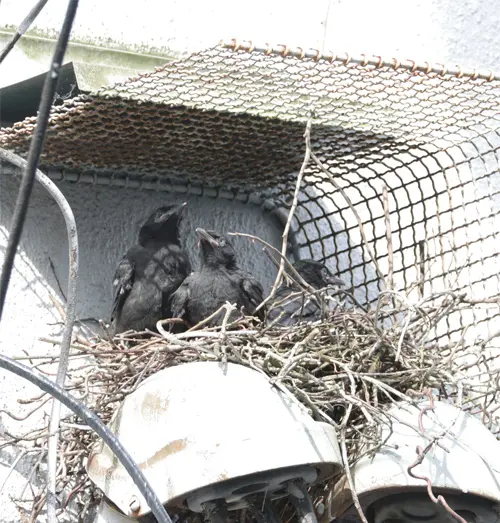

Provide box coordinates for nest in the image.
[6,281,500,522]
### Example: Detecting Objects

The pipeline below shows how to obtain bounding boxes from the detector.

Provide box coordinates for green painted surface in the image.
[0,25,179,59]
[0,29,178,89]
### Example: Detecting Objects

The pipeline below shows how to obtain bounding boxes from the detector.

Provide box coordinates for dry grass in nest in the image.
[6,284,500,522]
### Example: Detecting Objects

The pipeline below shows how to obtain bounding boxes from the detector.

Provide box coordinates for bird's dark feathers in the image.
[169,278,190,321]
[171,229,265,327]
[138,203,186,246]
[241,276,265,312]
[111,252,136,322]
[110,203,191,335]
[293,259,344,289]
[268,259,344,327]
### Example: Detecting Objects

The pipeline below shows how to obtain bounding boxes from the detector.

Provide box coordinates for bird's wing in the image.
[240,275,265,320]
[170,278,191,319]
[111,255,135,321]
[268,286,322,326]
[293,293,322,320]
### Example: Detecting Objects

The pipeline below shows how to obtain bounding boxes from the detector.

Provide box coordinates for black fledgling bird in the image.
[110,203,191,335]
[268,259,345,326]
[170,228,265,328]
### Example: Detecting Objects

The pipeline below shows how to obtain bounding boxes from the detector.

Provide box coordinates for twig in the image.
[418,240,426,299]
[382,183,393,290]
[48,293,67,321]
[0,396,51,421]
[254,115,314,313]
[228,232,314,293]
[187,302,237,331]
[339,428,369,523]
[0,449,30,496]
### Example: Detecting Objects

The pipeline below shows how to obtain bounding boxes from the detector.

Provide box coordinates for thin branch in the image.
[228,232,315,293]
[254,115,314,313]
[382,183,393,290]
[339,428,369,523]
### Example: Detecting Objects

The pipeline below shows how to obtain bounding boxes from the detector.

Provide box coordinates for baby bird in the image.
[110,203,191,334]
[170,228,265,328]
[268,259,345,326]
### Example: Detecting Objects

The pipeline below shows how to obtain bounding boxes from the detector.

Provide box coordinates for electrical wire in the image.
[0,354,173,523]
[0,0,78,321]
[0,2,171,522]
[0,0,50,65]
[0,147,79,523]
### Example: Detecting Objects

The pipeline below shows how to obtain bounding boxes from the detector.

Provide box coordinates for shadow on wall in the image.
[0,177,67,350]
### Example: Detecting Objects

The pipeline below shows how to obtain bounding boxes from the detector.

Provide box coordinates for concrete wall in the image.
[1,0,500,70]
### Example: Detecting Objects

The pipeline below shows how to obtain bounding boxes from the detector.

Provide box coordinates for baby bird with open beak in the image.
[171,228,265,328]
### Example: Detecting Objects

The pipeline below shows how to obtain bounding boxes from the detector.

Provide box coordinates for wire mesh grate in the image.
[1,39,500,348]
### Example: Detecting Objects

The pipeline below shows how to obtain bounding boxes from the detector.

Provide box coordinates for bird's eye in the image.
[219,238,226,246]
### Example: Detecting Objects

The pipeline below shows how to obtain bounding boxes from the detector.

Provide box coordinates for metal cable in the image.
[0,0,78,321]
[0,354,173,523]
[0,0,49,65]
[0,3,171,522]
[0,148,79,523]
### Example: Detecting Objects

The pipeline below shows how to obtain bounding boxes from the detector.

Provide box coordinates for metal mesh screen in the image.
[1,40,500,347]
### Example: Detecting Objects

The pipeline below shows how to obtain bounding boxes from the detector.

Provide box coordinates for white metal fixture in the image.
[325,400,500,522]
[87,361,342,519]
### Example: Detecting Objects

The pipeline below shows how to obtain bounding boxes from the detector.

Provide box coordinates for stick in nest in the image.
[253,114,315,314]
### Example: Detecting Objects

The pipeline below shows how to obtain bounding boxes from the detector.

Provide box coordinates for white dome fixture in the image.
[87,361,342,522]
[324,400,500,523]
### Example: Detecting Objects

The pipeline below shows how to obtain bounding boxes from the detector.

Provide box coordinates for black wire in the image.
[0,0,50,65]
[0,0,77,321]
[0,4,173,522]
[0,354,173,523]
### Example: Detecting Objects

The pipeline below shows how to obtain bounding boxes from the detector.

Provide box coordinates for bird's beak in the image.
[175,202,187,217]
[326,275,345,287]
[164,202,187,223]
[196,228,218,247]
